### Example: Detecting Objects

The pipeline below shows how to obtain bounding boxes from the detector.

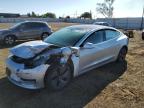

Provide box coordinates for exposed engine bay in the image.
[10,42,79,69]
[6,41,80,89]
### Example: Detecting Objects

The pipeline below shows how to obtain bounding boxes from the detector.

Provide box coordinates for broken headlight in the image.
[25,55,50,68]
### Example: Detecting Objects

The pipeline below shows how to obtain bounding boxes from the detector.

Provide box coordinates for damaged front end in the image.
[6,41,79,89]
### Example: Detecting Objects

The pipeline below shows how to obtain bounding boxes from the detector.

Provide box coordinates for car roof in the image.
[66,24,115,32]
[94,22,108,24]
[23,21,47,24]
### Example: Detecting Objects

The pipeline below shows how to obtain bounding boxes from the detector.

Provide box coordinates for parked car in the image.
[123,30,134,38]
[0,21,53,45]
[6,25,129,90]
[142,30,144,40]
[93,22,110,26]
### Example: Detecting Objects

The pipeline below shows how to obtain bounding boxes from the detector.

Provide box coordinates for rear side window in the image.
[105,29,120,40]
[29,23,38,28]
[32,23,44,28]
[26,22,47,29]
[22,23,35,29]
[36,23,47,28]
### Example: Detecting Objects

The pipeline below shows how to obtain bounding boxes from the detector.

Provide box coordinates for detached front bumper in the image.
[6,58,50,89]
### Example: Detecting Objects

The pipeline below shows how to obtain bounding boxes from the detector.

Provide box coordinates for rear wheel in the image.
[45,64,72,91]
[142,36,144,40]
[4,35,16,45]
[142,32,144,40]
[117,47,127,62]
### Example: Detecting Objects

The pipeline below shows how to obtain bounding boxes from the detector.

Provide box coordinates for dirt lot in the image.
[0,23,144,108]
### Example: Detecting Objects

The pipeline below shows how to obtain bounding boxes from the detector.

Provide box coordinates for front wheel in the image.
[45,64,72,91]
[4,35,16,45]
[117,47,127,62]
[41,33,49,40]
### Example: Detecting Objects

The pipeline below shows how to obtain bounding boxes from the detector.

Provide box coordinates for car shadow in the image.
[0,61,127,108]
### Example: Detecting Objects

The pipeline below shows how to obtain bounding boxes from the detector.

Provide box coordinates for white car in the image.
[6,25,129,90]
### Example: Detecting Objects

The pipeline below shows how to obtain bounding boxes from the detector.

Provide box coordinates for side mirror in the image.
[83,42,95,49]
[71,47,80,57]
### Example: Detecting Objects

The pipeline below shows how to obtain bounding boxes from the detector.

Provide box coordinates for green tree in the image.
[80,12,92,19]
[96,0,115,18]
[42,12,56,18]
[27,13,31,17]
[31,11,37,17]
[66,16,70,19]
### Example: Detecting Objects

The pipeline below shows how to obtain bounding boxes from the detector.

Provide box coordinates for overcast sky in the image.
[0,0,143,18]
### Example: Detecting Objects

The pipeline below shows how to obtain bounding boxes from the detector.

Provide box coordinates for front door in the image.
[16,23,32,39]
[79,30,106,74]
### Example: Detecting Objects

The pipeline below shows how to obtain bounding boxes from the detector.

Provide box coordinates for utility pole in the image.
[140,6,144,30]
[75,11,77,18]
[90,10,92,19]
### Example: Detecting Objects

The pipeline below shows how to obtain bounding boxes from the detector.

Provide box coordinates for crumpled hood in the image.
[10,41,52,59]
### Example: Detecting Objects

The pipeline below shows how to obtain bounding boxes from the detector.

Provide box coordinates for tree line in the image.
[27,12,56,18]
[27,0,115,19]
[27,11,92,19]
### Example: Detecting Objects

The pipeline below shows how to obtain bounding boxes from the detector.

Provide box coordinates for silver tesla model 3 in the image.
[6,25,129,90]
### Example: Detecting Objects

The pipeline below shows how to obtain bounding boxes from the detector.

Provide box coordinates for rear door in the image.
[103,29,121,60]
[17,22,41,39]
[26,22,42,38]
[30,23,43,38]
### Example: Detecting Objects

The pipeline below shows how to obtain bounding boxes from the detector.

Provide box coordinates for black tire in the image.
[142,36,144,40]
[45,64,72,91]
[4,35,16,45]
[142,32,144,40]
[117,47,127,62]
[41,33,49,40]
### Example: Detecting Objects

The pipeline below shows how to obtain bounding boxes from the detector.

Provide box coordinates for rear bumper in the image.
[6,58,50,89]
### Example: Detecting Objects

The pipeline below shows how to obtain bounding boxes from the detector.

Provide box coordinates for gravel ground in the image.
[0,23,143,108]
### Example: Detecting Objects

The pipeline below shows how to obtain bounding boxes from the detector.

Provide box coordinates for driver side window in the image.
[84,30,105,45]
[19,24,27,30]
[19,23,32,30]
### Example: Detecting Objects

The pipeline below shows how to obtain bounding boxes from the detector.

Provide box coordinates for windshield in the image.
[44,27,89,46]
[10,22,24,29]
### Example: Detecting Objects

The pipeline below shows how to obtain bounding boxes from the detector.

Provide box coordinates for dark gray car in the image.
[0,21,53,45]
[93,22,110,26]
